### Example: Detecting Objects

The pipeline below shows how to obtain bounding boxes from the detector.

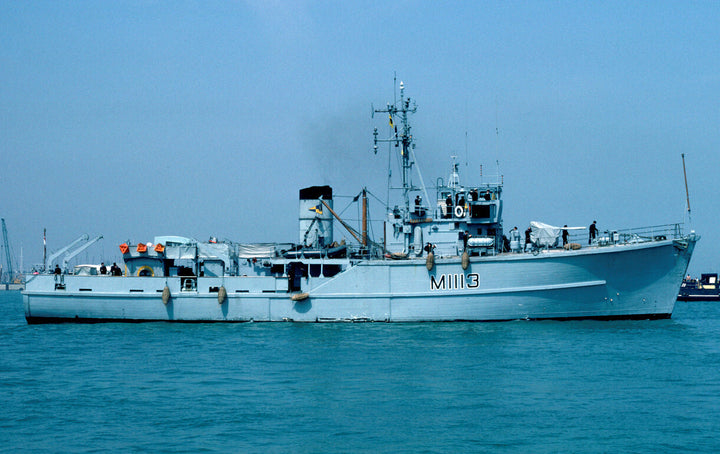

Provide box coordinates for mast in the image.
[362,188,368,247]
[682,153,691,222]
[372,80,430,218]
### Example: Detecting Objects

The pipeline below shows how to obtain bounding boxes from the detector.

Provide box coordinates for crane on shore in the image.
[1,218,14,284]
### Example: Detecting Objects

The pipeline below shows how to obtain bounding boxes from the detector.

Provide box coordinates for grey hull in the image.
[24,236,696,323]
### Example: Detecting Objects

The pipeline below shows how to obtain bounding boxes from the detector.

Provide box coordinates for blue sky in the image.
[1,1,718,274]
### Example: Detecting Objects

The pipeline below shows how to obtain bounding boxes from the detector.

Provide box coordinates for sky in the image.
[1,1,719,275]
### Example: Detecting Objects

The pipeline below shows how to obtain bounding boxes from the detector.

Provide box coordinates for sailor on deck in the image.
[525,227,532,252]
[589,221,598,244]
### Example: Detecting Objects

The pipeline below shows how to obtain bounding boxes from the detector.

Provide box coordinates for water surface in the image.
[1,292,718,452]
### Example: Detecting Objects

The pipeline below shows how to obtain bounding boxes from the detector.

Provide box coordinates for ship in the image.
[678,274,719,301]
[23,81,698,323]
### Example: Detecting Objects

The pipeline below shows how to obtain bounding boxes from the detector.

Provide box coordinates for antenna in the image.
[372,78,427,218]
[682,153,691,222]
[393,72,397,107]
[465,131,468,169]
[464,98,469,169]
[495,97,500,156]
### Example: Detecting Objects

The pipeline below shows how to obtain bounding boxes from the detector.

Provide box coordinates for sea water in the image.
[1,291,719,453]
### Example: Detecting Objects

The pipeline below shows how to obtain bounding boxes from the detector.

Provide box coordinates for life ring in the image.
[454,205,465,218]
[136,265,154,277]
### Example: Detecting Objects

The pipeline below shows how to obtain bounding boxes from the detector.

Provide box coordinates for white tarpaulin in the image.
[530,221,560,247]
[237,243,279,258]
[197,242,234,262]
[530,222,585,247]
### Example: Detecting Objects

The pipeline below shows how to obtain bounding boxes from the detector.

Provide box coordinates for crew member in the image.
[589,220,598,245]
[525,227,532,252]
[509,226,520,252]
[463,230,470,250]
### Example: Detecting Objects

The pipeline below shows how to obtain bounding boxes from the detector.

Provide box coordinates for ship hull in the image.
[23,237,696,323]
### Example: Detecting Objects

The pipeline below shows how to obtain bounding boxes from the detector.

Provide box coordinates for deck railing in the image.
[568,223,685,247]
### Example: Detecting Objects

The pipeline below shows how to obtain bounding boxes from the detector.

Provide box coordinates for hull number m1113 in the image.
[430,273,479,290]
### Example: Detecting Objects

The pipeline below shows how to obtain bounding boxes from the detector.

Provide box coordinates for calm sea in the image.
[1,291,719,453]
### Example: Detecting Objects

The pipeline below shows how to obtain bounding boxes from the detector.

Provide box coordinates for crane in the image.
[61,235,103,271]
[1,219,12,284]
[46,234,89,271]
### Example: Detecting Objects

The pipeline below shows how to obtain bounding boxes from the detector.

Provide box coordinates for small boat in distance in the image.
[23,81,699,323]
[678,273,719,301]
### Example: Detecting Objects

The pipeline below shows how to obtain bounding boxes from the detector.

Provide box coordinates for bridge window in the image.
[471,204,491,219]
